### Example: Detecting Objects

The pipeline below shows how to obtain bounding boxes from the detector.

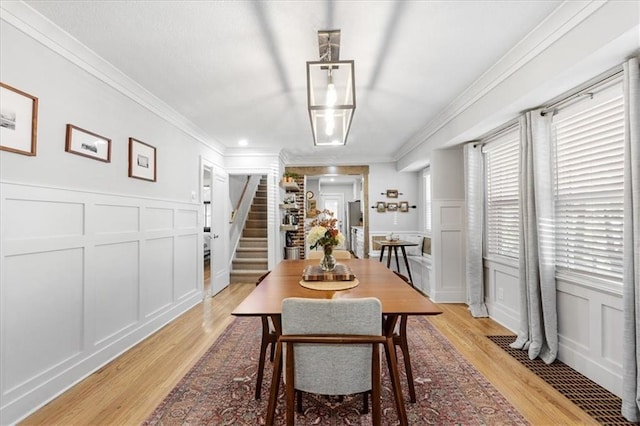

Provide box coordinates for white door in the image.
[210,171,229,296]
[321,193,346,249]
[203,166,213,298]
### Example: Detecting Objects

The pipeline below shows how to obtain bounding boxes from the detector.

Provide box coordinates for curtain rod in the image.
[472,119,519,148]
[540,66,623,116]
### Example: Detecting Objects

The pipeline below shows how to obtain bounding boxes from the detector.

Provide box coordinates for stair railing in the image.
[229,175,263,263]
[230,176,251,223]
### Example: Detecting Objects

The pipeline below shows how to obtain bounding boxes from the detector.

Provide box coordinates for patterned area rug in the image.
[144,317,527,425]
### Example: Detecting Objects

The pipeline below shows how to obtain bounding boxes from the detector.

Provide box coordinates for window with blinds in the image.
[423,167,432,234]
[552,80,624,280]
[484,128,520,259]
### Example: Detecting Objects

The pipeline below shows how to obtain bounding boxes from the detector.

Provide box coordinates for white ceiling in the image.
[23,1,565,165]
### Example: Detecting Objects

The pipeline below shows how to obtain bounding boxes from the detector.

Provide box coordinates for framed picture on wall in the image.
[399,201,409,212]
[65,124,111,162]
[306,199,318,218]
[0,82,38,156]
[386,189,398,198]
[376,201,386,213]
[386,202,398,212]
[128,137,157,182]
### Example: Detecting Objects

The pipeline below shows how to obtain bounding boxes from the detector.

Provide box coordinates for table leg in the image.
[266,316,282,425]
[379,246,386,263]
[382,314,408,426]
[399,246,414,284]
[393,246,401,272]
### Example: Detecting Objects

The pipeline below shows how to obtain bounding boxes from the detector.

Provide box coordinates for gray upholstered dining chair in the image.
[266,297,385,425]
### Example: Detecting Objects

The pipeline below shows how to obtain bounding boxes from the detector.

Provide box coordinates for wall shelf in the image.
[279,203,299,210]
[280,181,300,192]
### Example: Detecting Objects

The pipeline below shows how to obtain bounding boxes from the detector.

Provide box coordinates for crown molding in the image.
[1,1,225,156]
[394,0,607,161]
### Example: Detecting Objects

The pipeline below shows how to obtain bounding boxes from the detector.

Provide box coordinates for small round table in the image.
[377,240,419,284]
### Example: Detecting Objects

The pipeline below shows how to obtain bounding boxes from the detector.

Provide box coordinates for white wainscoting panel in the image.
[3,198,84,240]
[556,278,623,396]
[145,207,174,231]
[484,259,624,397]
[557,290,590,350]
[601,304,623,367]
[174,234,199,300]
[440,230,463,291]
[0,183,202,425]
[431,200,466,302]
[484,258,520,332]
[176,209,198,229]
[94,204,139,234]
[94,241,140,345]
[143,237,174,317]
[3,248,84,393]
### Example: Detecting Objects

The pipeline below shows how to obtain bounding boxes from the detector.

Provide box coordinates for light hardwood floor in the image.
[21,275,598,425]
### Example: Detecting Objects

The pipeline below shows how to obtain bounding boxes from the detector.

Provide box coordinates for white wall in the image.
[0,16,225,425]
[428,148,466,303]
[368,163,420,234]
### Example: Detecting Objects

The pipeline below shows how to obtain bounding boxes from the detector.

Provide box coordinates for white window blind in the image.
[422,167,432,234]
[552,81,624,280]
[484,128,520,259]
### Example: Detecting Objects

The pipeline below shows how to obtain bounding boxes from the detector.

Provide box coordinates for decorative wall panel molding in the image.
[0,183,202,423]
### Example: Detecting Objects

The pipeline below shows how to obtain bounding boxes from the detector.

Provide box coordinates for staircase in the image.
[230,176,269,284]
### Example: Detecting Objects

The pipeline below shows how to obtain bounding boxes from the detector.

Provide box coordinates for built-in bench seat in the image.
[369,232,432,296]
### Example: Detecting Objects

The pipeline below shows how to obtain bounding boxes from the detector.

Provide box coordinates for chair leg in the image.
[255,316,271,399]
[269,335,276,362]
[285,342,295,425]
[361,392,369,414]
[371,344,382,425]
[266,340,283,426]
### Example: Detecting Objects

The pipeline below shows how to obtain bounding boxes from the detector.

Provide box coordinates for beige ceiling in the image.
[22,1,568,166]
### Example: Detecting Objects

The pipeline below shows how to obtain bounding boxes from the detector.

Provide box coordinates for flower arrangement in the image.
[307,209,345,250]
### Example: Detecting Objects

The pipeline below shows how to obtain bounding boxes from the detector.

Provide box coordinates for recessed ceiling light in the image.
[238,139,248,147]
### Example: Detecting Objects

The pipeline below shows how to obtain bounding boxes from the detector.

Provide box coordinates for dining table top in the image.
[231,258,442,317]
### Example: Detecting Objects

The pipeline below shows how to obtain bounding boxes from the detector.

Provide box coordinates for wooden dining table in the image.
[232,258,443,425]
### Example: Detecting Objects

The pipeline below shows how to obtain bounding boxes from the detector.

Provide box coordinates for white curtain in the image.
[464,143,488,317]
[622,56,640,422]
[510,109,558,364]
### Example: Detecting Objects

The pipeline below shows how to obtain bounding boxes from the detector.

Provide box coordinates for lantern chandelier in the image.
[306,30,356,146]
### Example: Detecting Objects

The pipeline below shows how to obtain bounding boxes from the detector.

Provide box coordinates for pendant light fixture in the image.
[306,30,356,146]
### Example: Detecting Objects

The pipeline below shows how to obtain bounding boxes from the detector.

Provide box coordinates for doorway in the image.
[285,165,369,259]
[202,165,212,298]
[320,193,346,249]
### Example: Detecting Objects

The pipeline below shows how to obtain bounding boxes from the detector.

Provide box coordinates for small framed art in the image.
[307,199,318,218]
[129,137,156,182]
[65,124,111,162]
[399,201,409,212]
[386,202,398,212]
[376,202,386,213]
[386,189,398,198]
[0,82,38,156]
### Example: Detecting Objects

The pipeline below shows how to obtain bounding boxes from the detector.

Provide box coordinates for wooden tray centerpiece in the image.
[300,264,359,291]
[302,264,356,281]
